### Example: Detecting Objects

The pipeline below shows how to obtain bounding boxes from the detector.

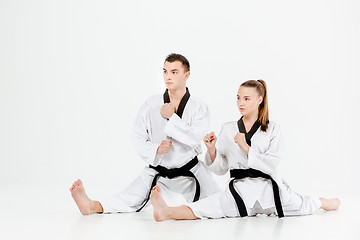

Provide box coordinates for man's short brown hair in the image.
[164,53,190,72]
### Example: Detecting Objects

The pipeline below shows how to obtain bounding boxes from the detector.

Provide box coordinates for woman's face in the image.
[237,86,263,117]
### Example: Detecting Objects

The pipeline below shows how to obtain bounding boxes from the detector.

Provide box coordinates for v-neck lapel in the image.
[237,116,261,146]
[163,87,190,119]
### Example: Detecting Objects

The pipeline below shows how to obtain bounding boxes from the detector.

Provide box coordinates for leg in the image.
[69,179,103,215]
[319,197,341,211]
[280,186,341,216]
[98,167,161,213]
[150,185,199,222]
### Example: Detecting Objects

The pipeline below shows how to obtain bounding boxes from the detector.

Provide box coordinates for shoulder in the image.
[188,95,209,112]
[268,121,281,130]
[265,121,282,136]
[142,94,163,106]
[137,94,162,113]
[146,94,163,103]
[188,95,207,106]
[220,121,238,132]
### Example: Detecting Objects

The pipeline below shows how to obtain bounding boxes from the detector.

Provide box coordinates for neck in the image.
[168,87,187,102]
[243,112,258,125]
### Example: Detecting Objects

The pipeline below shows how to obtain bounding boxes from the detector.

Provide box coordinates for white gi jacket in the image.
[205,121,290,209]
[131,93,209,168]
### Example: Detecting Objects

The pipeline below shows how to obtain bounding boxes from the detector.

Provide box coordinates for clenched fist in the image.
[234,132,249,154]
[203,132,216,150]
[157,140,172,154]
[160,103,176,119]
[204,132,217,163]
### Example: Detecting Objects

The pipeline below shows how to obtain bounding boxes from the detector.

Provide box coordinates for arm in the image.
[204,126,229,175]
[247,123,284,175]
[131,101,162,166]
[163,102,209,149]
[205,151,229,176]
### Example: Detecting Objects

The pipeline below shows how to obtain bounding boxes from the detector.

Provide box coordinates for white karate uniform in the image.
[99,93,220,213]
[187,121,321,218]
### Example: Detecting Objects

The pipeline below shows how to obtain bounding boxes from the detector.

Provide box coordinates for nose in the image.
[163,72,171,80]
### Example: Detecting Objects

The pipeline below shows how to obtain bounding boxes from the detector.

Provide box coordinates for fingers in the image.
[160,103,176,119]
[234,133,240,143]
[162,103,175,111]
[204,132,216,143]
[234,133,246,144]
[157,140,172,154]
[161,140,172,147]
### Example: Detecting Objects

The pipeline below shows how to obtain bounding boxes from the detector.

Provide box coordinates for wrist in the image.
[207,147,216,154]
[208,148,216,159]
[207,148,216,163]
[243,145,250,155]
[166,112,174,119]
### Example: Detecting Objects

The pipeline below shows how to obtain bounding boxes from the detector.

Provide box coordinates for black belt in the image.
[136,156,200,212]
[229,168,284,218]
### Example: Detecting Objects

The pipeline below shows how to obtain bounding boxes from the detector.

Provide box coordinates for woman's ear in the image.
[258,96,263,105]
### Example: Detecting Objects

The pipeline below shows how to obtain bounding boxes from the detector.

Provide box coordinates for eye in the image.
[172,71,177,74]
[163,70,167,74]
[237,96,240,100]
[245,97,250,101]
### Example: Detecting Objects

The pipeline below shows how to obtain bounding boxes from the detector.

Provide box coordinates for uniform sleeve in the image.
[204,125,229,175]
[247,123,284,176]
[163,101,209,149]
[131,100,161,166]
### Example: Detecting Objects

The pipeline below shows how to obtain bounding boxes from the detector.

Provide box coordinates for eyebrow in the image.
[237,95,251,98]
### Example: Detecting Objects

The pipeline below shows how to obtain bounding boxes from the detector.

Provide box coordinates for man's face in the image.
[163,61,189,91]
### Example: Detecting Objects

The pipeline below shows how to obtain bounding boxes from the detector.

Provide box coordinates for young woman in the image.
[149,80,340,221]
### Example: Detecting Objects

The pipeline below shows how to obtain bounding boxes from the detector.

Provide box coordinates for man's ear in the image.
[184,71,190,81]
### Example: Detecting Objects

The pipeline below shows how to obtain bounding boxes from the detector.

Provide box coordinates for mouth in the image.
[239,108,245,111]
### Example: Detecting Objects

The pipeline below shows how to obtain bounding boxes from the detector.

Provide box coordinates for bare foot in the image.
[320,198,341,211]
[150,185,170,222]
[70,179,92,215]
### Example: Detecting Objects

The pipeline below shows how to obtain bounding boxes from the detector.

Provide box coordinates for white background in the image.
[1,0,360,202]
[1,1,360,239]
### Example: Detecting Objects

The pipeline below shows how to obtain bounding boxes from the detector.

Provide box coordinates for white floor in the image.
[1,182,359,240]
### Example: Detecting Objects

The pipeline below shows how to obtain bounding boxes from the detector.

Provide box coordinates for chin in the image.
[166,85,175,90]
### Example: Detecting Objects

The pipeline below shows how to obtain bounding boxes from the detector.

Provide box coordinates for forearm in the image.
[164,113,208,148]
[132,136,160,165]
[205,151,228,175]
[207,148,217,163]
[247,147,281,174]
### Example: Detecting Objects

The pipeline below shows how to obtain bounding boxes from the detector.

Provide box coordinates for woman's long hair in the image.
[240,79,269,131]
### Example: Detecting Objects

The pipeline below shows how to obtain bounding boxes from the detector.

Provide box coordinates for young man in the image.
[70,53,219,214]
